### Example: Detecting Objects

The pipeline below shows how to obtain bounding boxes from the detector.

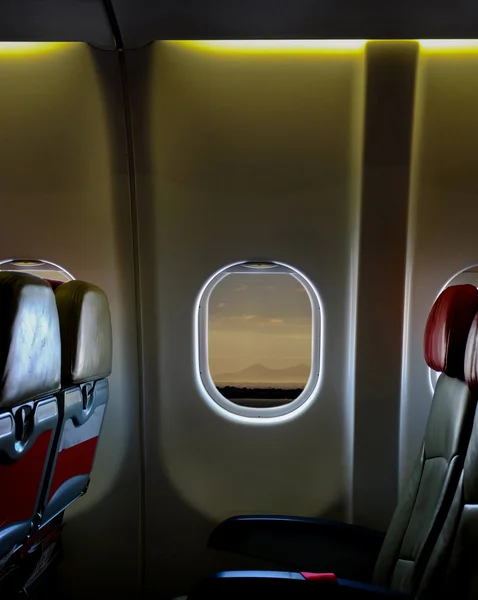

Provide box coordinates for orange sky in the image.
[208,273,312,377]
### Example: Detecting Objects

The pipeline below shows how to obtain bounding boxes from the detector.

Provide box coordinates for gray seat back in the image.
[373,284,478,592]
[417,310,478,599]
[0,272,61,562]
[39,280,112,525]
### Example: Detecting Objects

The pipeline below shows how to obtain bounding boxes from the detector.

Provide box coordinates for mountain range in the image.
[214,363,310,384]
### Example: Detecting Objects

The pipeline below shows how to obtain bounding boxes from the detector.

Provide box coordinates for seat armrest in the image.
[208,516,385,582]
[188,571,411,600]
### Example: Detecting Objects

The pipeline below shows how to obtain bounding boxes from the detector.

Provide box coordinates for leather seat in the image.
[416,309,478,599]
[38,279,112,525]
[184,284,478,599]
[0,273,61,571]
[372,289,478,591]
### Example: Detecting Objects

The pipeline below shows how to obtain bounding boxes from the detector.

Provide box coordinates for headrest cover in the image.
[424,284,478,379]
[465,312,478,392]
[55,280,112,385]
[0,272,61,408]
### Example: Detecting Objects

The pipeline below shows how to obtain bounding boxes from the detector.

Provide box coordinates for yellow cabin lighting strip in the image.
[0,40,478,57]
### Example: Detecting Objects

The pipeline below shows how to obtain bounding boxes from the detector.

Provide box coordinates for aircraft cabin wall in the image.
[0,44,141,597]
[1,38,478,600]
[127,40,365,597]
[128,40,478,598]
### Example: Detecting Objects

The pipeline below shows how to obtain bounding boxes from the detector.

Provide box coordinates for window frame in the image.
[0,258,75,281]
[197,261,322,419]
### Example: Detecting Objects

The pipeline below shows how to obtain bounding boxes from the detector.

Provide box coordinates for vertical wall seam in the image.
[352,41,420,529]
[398,46,422,495]
[101,1,146,595]
[346,46,367,524]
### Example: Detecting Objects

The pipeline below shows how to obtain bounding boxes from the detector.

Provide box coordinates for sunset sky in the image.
[208,273,312,378]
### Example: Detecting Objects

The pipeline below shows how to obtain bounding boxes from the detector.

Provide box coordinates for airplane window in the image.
[197,262,321,418]
[0,259,74,282]
[429,265,478,392]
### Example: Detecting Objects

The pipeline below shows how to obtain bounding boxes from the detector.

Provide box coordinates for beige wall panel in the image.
[0,43,140,597]
[128,41,365,596]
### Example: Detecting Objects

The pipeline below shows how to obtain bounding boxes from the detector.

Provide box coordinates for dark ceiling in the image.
[1,0,478,50]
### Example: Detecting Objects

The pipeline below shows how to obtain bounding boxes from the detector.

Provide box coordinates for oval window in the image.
[0,259,74,283]
[197,262,321,418]
[429,265,478,392]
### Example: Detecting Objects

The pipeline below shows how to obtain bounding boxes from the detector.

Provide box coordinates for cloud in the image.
[209,315,311,329]
[235,284,248,292]
[276,333,311,340]
[217,302,227,308]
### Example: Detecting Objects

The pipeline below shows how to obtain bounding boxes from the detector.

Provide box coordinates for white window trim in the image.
[196,261,322,420]
[429,368,440,392]
[0,258,75,281]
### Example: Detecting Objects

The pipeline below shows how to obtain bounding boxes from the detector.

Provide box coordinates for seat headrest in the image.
[424,284,478,380]
[54,280,112,386]
[0,272,61,408]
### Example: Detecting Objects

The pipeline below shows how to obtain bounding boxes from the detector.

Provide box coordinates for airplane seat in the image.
[183,284,478,599]
[38,279,112,526]
[417,310,478,600]
[371,283,478,591]
[0,273,61,579]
